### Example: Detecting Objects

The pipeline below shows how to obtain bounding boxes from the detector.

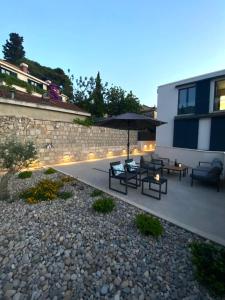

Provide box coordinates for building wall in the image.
[0,116,138,167]
[0,98,89,122]
[156,74,225,173]
[156,83,178,147]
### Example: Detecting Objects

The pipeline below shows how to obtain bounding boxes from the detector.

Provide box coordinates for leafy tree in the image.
[106,86,141,116]
[73,72,108,117]
[106,86,126,116]
[3,33,25,63]
[0,139,37,201]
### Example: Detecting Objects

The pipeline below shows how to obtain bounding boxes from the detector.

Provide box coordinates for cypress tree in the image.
[91,72,105,117]
[3,33,25,63]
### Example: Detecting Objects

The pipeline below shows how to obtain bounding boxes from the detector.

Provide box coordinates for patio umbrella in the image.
[95,112,166,159]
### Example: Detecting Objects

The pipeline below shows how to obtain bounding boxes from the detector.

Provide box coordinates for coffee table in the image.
[141,176,167,200]
[163,164,188,181]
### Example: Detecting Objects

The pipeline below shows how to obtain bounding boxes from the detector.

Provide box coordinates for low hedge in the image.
[57,191,73,199]
[92,197,115,213]
[90,189,104,197]
[190,241,225,296]
[135,213,163,237]
[20,179,62,204]
[18,171,32,179]
[44,167,57,175]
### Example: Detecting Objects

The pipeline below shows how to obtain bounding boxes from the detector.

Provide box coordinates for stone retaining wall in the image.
[0,116,138,167]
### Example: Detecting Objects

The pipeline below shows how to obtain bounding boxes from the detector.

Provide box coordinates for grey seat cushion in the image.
[211,159,223,169]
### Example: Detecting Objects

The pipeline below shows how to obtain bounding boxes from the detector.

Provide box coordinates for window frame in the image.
[213,79,225,112]
[177,85,196,115]
[0,67,17,78]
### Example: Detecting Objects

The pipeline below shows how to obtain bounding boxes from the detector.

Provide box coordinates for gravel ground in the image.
[0,170,218,299]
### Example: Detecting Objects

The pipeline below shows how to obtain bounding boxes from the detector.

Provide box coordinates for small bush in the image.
[60,176,75,184]
[20,179,62,204]
[73,118,94,127]
[58,191,73,199]
[44,167,57,175]
[18,171,32,179]
[135,213,163,237]
[90,189,104,197]
[190,241,225,296]
[92,197,115,213]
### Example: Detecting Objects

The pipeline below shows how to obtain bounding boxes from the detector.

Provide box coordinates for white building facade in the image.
[156,69,225,169]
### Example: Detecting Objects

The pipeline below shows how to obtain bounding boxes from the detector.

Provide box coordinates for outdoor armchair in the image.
[190,160,223,192]
[151,153,170,166]
[125,158,147,186]
[140,155,163,175]
[109,161,138,195]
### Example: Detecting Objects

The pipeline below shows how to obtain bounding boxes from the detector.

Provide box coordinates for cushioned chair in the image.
[140,154,164,175]
[190,159,223,192]
[125,158,147,186]
[109,161,138,195]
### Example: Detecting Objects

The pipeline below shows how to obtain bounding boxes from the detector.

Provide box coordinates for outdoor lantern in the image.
[155,174,160,181]
[178,163,182,168]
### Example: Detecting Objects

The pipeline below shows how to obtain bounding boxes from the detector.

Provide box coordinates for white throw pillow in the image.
[112,163,125,176]
[127,160,137,171]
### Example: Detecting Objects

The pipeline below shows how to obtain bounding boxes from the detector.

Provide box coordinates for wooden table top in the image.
[163,164,188,171]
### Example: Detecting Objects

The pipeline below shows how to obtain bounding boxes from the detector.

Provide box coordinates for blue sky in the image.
[1,0,225,106]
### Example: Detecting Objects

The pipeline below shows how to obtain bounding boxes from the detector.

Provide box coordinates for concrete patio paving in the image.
[55,156,225,246]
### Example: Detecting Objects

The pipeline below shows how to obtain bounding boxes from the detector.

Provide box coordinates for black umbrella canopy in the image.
[96,112,165,130]
[95,112,166,159]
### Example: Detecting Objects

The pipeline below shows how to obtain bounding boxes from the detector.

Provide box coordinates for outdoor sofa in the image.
[190,158,223,192]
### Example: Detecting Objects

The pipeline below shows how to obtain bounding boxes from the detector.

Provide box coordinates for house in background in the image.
[0,60,90,122]
[156,69,225,169]
[0,60,68,102]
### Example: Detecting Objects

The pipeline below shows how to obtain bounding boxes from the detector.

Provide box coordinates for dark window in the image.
[0,67,17,77]
[27,79,43,90]
[214,79,225,111]
[178,86,196,114]
[173,119,199,149]
[210,117,225,151]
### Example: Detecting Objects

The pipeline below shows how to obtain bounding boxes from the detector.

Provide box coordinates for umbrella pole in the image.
[127,128,130,159]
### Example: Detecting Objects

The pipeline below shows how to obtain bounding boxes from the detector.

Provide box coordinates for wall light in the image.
[88,152,95,160]
[107,150,113,157]
[133,148,138,154]
[63,154,71,162]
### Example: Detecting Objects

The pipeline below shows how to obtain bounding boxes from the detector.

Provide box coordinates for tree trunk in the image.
[0,171,14,202]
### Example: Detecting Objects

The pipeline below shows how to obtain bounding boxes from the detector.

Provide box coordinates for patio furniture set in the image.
[109,154,223,199]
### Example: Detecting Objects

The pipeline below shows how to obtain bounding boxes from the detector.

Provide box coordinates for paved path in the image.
[55,156,225,246]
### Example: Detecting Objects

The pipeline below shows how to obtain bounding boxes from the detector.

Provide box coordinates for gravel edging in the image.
[0,170,220,299]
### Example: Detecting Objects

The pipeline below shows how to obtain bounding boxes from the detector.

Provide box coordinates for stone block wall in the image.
[0,116,138,167]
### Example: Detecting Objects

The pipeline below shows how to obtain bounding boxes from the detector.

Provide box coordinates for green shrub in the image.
[0,139,37,172]
[0,73,45,94]
[18,171,32,179]
[20,179,62,204]
[92,197,115,213]
[58,191,73,199]
[135,213,163,237]
[44,167,57,175]
[190,241,225,296]
[60,176,75,184]
[90,189,104,197]
[73,118,94,127]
